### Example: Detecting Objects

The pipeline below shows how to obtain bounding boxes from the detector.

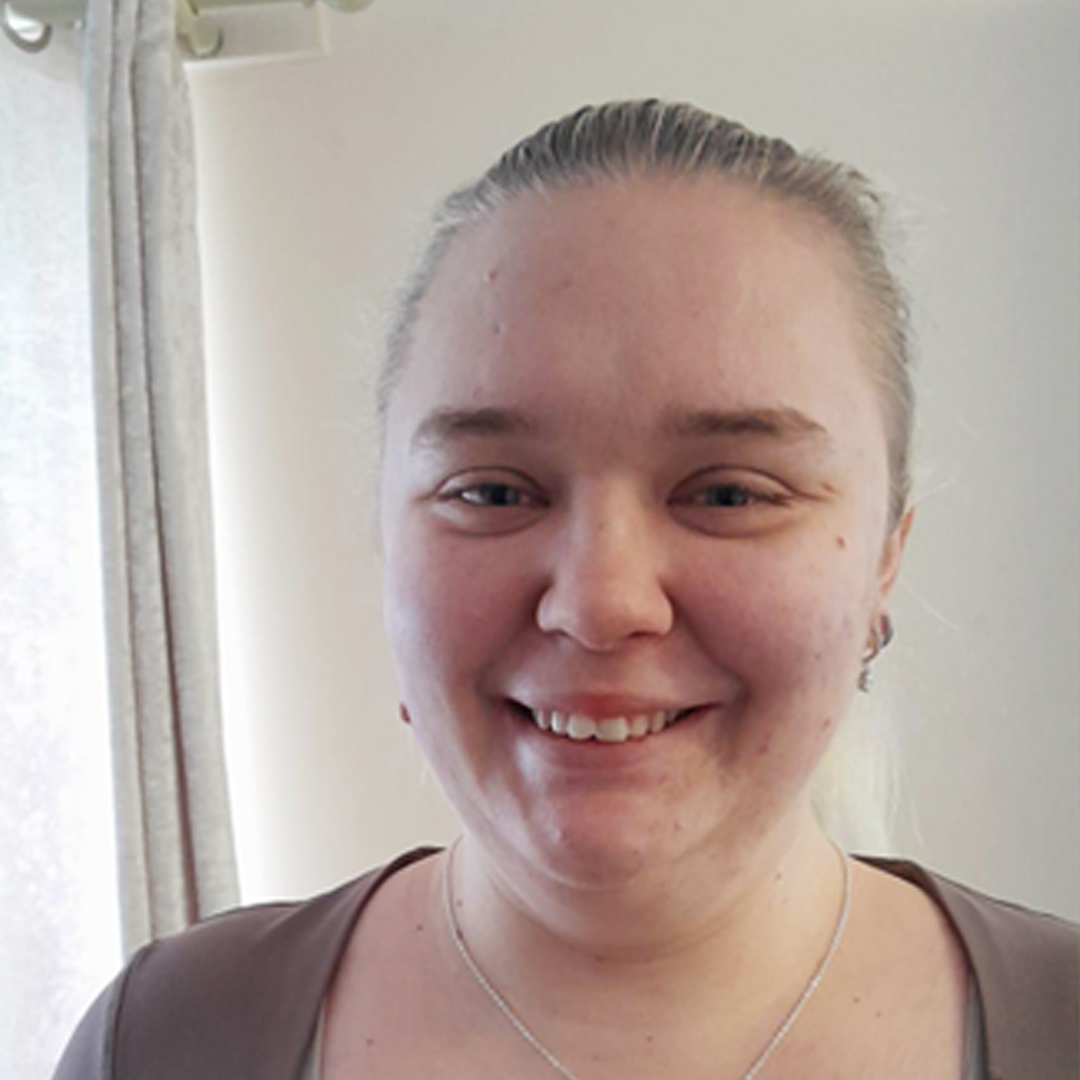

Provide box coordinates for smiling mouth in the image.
[510,702,699,744]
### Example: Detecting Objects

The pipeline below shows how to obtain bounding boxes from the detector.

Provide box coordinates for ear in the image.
[877,506,914,602]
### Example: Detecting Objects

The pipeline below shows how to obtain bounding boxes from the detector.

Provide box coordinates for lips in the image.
[513,703,697,744]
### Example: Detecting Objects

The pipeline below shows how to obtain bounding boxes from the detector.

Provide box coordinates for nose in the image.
[535,492,674,651]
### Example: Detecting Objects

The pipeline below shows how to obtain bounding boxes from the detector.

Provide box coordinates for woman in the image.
[56,101,1077,1080]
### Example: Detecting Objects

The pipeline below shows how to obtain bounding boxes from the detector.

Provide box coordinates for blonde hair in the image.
[380,100,914,848]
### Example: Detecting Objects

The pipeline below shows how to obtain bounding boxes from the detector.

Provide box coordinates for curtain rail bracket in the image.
[1,0,53,51]
[2,0,377,54]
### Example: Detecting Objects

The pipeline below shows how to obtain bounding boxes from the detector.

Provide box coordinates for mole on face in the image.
[835,535,847,550]
[483,265,504,335]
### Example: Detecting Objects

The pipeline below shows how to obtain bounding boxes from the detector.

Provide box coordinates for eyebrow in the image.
[411,406,543,450]
[661,406,831,443]
[411,404,831,450]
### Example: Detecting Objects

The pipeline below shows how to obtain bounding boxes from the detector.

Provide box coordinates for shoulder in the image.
[52,847,441,1080]
[859,856,1079,1080]
[858,857,1078,991]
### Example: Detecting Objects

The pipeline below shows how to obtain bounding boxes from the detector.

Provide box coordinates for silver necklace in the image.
[443,841,852,1080]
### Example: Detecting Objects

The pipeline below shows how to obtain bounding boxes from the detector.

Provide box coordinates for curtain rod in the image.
[2,0,376,56]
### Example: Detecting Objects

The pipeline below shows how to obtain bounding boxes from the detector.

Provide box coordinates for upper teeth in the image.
[530,709,681,743]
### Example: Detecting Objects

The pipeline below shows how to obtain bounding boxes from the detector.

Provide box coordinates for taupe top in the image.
[296,965,989,1078]
[54,849,1079,1080]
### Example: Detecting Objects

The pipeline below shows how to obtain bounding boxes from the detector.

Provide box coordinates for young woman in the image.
[56,100,1078,1080]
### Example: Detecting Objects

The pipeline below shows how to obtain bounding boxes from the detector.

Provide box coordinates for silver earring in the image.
[858,614,894,693]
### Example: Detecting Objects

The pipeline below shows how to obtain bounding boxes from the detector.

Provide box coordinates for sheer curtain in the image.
[0,27,120,1079]
[1,0,238,1072]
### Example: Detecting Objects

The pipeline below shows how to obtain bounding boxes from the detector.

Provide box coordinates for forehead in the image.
[429,175,858,322]
[391,176,879,446]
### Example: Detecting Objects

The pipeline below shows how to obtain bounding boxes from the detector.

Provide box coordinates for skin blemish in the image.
[758,735,773,756]
[491,322,504,336]
[835,535,847,550]
[483,268,499,283]
[415,922,425,932]
[822,716,835,731]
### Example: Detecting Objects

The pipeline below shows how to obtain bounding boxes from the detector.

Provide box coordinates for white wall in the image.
[187,0,1079,918]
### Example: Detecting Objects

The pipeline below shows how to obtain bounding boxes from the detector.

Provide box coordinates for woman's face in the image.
[380,177,908,886]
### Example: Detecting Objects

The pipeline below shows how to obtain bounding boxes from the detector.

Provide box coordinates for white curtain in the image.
[84,0,238,955]
[1,0,237,1071]
[1,27,119,1080]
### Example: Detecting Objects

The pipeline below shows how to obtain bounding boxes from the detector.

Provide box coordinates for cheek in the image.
[685,538,873,770]
[698,553,866,682]
[382,528,530,699]
[382,540,501,787]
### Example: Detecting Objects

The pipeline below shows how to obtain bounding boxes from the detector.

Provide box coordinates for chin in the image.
[512,794,719,892]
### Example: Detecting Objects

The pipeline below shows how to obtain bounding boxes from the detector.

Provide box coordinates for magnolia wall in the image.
[187,0,1079,917]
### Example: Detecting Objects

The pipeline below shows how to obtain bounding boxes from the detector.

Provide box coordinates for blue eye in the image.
[693,483,788,508]
[697,484,756,508]
[432,473,546,535]
[671,476,795,536]
[457,483,530,507]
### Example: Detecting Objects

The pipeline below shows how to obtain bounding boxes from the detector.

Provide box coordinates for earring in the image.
[858,614,894,693]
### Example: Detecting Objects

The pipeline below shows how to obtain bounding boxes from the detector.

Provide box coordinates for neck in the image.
[440,817,847,1061]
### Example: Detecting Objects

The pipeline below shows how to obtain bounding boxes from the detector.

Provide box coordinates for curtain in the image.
[1,0,237,1068]
[1,27,119,1080]
[84,0,238,954]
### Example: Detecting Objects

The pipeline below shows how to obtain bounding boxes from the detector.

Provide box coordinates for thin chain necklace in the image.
[443,841,852,1080]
